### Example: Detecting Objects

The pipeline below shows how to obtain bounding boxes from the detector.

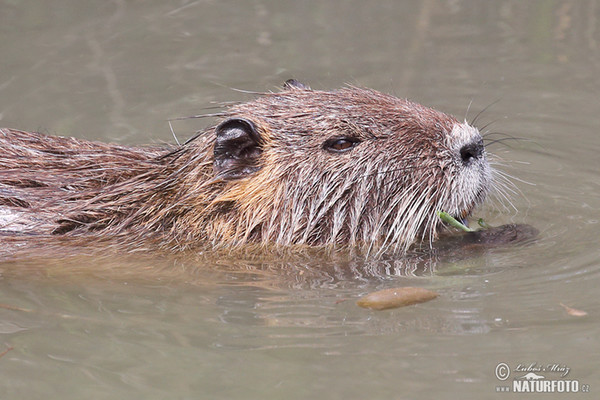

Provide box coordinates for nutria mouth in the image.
[0,80,492,254]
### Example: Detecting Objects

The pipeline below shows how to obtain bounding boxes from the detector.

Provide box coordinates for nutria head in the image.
[0,81,492,254]
[174,80,491,251]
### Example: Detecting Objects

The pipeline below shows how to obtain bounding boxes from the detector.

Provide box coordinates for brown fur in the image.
[0,84,491,255]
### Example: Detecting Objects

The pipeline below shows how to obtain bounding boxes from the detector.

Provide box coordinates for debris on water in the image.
[0,344,13,360]
[559,303,588,317]
[356,287,439,310]
[0,303,32,313]
[477,218,490,229]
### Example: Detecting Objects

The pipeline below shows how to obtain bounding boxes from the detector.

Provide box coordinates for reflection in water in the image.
[0,222,539,287]
[0,222,539,356]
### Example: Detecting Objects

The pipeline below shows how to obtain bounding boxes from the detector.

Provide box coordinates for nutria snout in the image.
[0,81,492,253]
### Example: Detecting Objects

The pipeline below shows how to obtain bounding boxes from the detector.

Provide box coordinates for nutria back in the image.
[0,82,492,255]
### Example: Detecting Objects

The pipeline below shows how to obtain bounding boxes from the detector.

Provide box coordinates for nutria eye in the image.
[323,138,360,153]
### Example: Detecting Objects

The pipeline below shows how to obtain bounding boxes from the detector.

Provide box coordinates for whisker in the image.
[484,137,533,149]
[208,80,269,95]
[168,120,180,146]
[486,139,516,150]
[464,98,474,122]
[470,98,502,126]
[494,167,535,186]
[482,131,515,138]
[169,112,228,121]
[478,117,504,132]
[490,182,519,214]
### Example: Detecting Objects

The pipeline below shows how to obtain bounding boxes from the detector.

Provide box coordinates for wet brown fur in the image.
[0,85,489,255]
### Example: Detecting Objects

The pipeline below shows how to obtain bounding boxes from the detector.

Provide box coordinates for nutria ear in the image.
[213,118,263,180]
[283,79,311,90]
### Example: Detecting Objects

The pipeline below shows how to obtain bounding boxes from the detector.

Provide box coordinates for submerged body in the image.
[0,82,492,254]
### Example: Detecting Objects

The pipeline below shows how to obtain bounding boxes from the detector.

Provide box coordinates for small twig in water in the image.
[0,303,33,312]
[0,344,14,359]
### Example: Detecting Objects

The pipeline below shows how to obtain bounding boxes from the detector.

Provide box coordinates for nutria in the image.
[0,80,493,254]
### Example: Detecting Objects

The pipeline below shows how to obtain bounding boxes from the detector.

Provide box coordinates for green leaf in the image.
[436,211,475,232]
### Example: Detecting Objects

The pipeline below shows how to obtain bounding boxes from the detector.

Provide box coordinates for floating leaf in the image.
[560,303,588,317]
[357,287,439,310]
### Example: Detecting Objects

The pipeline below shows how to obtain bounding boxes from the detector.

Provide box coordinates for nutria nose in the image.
[459,140,484,164]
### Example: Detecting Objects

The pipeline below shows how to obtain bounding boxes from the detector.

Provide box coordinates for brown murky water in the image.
[1,1,599,398]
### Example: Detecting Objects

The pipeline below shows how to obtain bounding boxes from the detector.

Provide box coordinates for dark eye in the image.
[323,137,361,153]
